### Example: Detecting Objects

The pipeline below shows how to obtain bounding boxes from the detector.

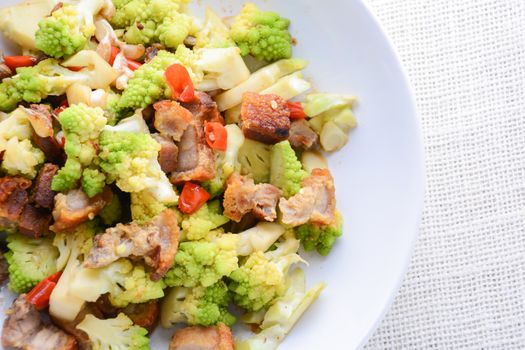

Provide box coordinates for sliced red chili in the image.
[287,101,306,119]
[4,56,37,70]
[26,271,62,311]
[126,58,142,71]
[178,182,211,215]
[109,46,120,66]
[164,63,195,103]
[204,122,228,151]
[54,100,69,116]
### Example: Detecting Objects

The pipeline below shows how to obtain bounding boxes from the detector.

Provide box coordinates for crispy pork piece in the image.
[288,119,319,150]
[144,43,165,63]
[153,100,193,142]
[180,91,224,125]
[31,163,58,209]
[170,124,216,183]
[18,204,52,238]
[0,177,31,222]
[51,187,113,232]
[24,105,54,138]
[279,168,337,227]
[223,173,282,222]
[85,209,179,281]
[31,133,63,164]
[240,92,290,144]
[169,323,234,350]
[152,134,179,173]
[2,296,77,350]
[122,301,159,333]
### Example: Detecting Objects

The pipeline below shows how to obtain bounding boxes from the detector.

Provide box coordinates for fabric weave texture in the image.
[364,0,525,349]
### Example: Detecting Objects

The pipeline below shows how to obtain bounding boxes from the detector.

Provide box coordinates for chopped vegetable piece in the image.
[4,56,37,70]
[287,101,306,119]
[165,63,195,102]
[179,182,211,215]
[205,122,228,151]
[26,271,62,310]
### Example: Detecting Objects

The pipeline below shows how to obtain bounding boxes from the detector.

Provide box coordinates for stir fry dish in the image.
[0,0,358,349]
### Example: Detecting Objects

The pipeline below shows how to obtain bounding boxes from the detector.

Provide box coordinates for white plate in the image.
[0,0,423,349]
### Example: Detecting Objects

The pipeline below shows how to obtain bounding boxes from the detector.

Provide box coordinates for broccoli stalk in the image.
[35,0,111,58]
[161,281,236,328]
[164,234,239,288]
[5,234,58,293]
[77,313,151,350]
[230,3,293,62]
[270,140,308,198]
[52,103,108,197]
[228,237,304,312]
[236,269,325,350]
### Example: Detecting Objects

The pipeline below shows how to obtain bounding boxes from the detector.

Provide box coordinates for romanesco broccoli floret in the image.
[228,237,303,312]
[270,140,308,197]
[1,138,44,179]
[130,190,170,223]
[108,50,179,120]
[110,0,193,50]
[99,193,123,226]
[230,3,292,62]
[0,58,98,112]
[5,233,58,293]
[52,104,107,196]
[295,212,343,256]
[164,234,238,288]
[195,8,235,49]
[69,258,165,308]
[35,0,110,58]
[98,130,178,205]
[181,201,230,241]
[77,313,151,350]
[161,281,236,328]
[236,269,325,350]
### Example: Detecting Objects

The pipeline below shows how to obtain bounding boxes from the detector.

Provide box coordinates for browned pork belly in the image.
[169,322,234,350]
[288,119,319,150]
[152,133,179,174]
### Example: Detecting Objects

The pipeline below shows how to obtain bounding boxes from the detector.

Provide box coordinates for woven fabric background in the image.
[363,1,525,349]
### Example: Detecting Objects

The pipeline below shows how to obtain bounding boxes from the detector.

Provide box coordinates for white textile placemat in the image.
[363,1,525,349]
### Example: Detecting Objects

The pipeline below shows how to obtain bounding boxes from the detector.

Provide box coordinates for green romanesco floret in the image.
[130,191,169,223]
[99,193,123,226]
[230,3,292,62]
[295,212,343,256]
[164,234,238,288]
[195,8,235,49]
[161,281,236,328]
[98,130,178,205]
[77,313,150,350]
[0,58,99,112]
[181,201,230,241]
[5,234,59,293]
[111,0,194,50]
[236,269,325,350]
[109,50,179,120]
[228,237,303,312]
[69,259,165,308]
[270,140,308,198]
[35,0,109,58]
[2,138,44,179]
[52,104,107,196]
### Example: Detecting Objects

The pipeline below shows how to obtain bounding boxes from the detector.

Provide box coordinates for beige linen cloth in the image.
[364,1,525,349]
